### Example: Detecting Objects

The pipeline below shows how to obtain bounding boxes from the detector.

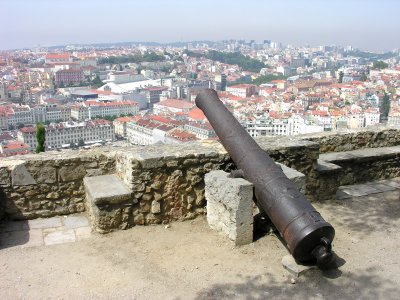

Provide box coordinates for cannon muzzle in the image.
[196,89,335,264]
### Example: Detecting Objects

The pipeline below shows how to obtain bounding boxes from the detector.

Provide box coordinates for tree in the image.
[160,65,171,73]
[338,71,344,83]
[381,92,391,120]
[59,81,65,88]
[36,123,45,153]
[360,72,368,82]
[92,75,103,87]
[373,61,388,70]
[78,139,85,147]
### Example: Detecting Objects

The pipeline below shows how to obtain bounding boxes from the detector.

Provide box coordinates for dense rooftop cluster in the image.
[0,40,399,156]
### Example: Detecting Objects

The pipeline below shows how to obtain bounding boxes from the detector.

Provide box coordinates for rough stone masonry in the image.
[0,128,399,231]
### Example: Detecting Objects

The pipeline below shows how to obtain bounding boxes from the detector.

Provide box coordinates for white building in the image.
[18,120,115,151]
[3,105,33,128]
[348,114,365,129]
[183,122,216,139]
[113,116,137,137]
[104,71,145,84]
[226,84,256,98]
[364,108,380,127]
[276,66,293,76]
[71,101,139,121]
[126,118,176,145]
[244,115,323,137]
[45,53,72,64]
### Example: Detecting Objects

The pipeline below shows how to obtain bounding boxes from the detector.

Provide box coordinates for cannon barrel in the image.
[196,89,334,264]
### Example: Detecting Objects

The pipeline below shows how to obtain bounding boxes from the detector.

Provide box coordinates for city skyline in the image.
[1,0,399,52]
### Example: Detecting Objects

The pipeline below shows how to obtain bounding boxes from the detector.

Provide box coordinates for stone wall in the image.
[0,150,115,220]
[302,127,400,153]
[318,146,400,188]
[1,128,400,224]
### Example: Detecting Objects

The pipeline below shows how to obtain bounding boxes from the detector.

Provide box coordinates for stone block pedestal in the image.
[205,170,254,246]
[205,165,307,246]
[84,174,134,233]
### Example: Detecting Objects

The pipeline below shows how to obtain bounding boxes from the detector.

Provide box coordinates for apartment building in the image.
[113,116,138,137]
[18,120,115,151]
[183,122,216,139]
[70,101,139,121]
[126,118,177,145]
[244,115,320,137]
[226,84,257,98]
[45,53,72,64]
[55,69,84,86]
[0,105,33,128]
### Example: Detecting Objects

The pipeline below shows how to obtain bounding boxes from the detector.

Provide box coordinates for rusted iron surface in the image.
[196,89,334,264]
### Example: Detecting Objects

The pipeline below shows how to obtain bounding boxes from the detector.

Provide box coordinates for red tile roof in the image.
[167,129,197,142]
[188,107,206,121]
[46,53,70,59]
[91,89,114,96]
[84,100,138,107]
[156,99,194,110]
[19,127,36,133]
[114,116,137,123]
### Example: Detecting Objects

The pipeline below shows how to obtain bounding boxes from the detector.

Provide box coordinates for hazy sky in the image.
[1,0,399,52]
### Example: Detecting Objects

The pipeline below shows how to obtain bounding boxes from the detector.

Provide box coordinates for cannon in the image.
[196,89,335,265]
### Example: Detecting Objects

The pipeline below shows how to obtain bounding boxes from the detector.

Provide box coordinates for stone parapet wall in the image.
[301,127,400,153]
[318,146,400,189]
[0,150,115,220]
[113,139,320,224]
[1,127,400,223]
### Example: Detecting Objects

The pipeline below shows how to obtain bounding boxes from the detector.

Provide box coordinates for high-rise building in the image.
[214,74,227,91]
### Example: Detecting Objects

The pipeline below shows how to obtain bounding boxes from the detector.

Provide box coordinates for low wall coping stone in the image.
[83,174,132,205]
[320,145,400,163]
[314,160,342,173]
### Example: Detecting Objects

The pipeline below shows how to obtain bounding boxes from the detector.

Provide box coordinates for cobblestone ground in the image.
[0,178,399,300]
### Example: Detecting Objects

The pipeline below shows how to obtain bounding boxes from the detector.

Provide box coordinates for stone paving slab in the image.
[44,229,76,246]
[336,177,400,199]
[28,217,63,229]
[337,184,381,197]
[0,214,92,249]
[368,182,398,193]
[63,214,90,229]
[376,179,400,189]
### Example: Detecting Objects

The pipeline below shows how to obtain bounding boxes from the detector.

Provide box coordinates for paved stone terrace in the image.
[0,214,91,248]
